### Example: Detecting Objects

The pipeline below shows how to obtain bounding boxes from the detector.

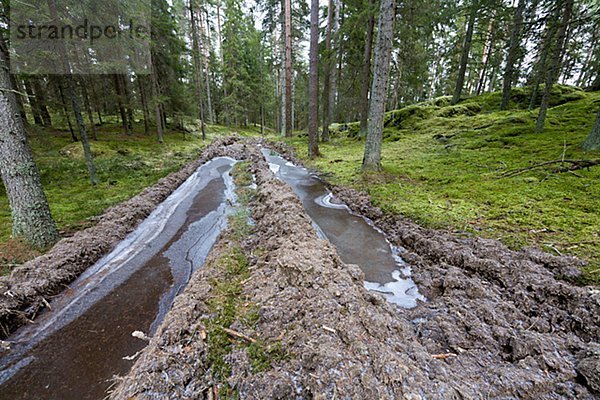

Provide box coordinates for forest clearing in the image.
[1,0,599,398]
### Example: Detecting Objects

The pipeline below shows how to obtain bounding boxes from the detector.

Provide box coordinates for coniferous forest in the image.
[0,0,599,398]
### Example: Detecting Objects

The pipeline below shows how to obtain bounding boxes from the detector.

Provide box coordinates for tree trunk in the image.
[56,80,77,142]
[10,75,28,125]
[284,0,293,137]
[189,0,206,140]
[113,74,131,135]
[582,108,600,150]
[362,0,396,171]
[308,0,320,158]
[535,0,573,133]
[32,77,52,127]
[320,0,335,143]
[80,77,97,140]
[476,18,496,96]
[501,0,527,110]
[330,0,342,122]
[359,0,376,138]
[528,3,560,111]
[23,78,43,125]
[138,75,151,135]
[452,0,477,105]
[200,9,214,125]
[0,34,59,249]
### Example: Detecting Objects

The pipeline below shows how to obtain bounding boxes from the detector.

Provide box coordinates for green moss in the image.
[282,88,600,284]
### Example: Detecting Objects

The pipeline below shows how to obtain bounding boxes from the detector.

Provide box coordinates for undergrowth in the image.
[286,86,600,283]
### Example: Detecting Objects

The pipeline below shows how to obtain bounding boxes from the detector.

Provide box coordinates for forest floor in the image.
[0,132,598,398]
[108,138,599,399]
[287,86,600,283]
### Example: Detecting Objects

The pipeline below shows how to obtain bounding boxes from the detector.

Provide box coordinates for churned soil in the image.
[110,141,599,399]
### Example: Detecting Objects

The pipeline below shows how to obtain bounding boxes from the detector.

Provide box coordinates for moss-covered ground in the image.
[285,86,600,283]
[0,121,260,271]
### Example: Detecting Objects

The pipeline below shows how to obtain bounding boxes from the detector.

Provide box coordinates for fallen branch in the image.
[500,159,600,178]
[222,327,256,343]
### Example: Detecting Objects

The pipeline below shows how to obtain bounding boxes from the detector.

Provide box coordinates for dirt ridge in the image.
[110,141,599,399]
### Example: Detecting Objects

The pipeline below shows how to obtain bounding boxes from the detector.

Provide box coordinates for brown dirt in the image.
[0,136,245,339]
[109,142,600,399]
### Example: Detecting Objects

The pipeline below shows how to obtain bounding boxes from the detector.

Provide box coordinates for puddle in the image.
[261,149,425,308]
[0,157,237,400]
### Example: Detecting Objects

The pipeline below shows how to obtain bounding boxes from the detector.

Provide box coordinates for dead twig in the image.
[432,353,457,360]
[222,327,256,343]
[500,159,600,178]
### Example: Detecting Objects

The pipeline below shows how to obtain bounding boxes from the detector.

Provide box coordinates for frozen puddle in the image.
[261,148,425,308]
[0,157,238,400]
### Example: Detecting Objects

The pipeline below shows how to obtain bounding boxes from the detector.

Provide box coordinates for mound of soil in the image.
[110,142,599,399]
[0,136,244,339]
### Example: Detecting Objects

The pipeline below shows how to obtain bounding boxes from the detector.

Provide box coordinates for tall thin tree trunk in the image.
[452,0,478,105]
[189,0,206,140]
[0,33,59,249]
[308,0,320,158]
[535,0,573,133]
[330,0,342,122]
[57,80,77,142]
[23,78,42,125]
[113,74,131,135]
[284,0,293,137]
[359,0,376,138]
[32,77,52,127]
[200,9,214,124]
[138,75,151,135]
[80,78,97,140]
[476,18,496,96]
[501,0,527,110]
[321,0,335,143]
[362,0,396,171]
[528,3,560,111]
[10,75,28,124]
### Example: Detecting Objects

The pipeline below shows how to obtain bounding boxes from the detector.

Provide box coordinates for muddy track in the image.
[0,136,247,339]
[109,140,599,399]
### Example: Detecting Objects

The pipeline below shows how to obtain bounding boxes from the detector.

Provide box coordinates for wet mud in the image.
[110,141,600,399]
[2,137,598,399]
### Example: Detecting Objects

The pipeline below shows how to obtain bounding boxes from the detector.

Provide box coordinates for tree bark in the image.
[308,0,320,158]
[56,79,77,142]
[189,0,206,140]
[113,74,131,135]
[80,77,97,140]
[284,0,293,137]
[138,75,151,135]
[501,0,527,110]
[535,0,573,133]
[362,0,396,171]
[200,9,214,124]
[23,78,43,125]
[452,0,477,105]
[359,0,376,138]
[32,77,52,127]
[582,108,600,150]
[320,0,335,143]
[0,33,59,249]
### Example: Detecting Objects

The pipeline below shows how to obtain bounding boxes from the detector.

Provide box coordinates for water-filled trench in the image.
[0,150,423,399]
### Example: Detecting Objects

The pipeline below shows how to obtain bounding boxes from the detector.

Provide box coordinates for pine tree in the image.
[0,33,59,249]
[362,0,396,171]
